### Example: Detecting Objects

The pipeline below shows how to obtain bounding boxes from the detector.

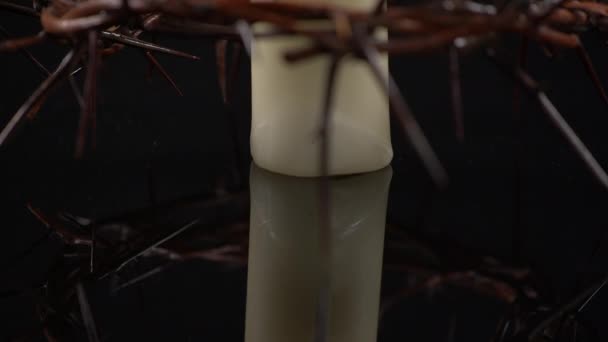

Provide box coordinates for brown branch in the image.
[75,30,100,158]
[0,31,46,52]
[145,17,239,39]
[0,25,50,77]
[75,283,100,342]
[0,47,83,146]
[314,53,342,342]
[0,1,39,17]
[216,39,228,103]
[488,48,608,191]
[449,45,464,142]
[354,27,448,187]
[575,40,608,109]
[145,51,184,96]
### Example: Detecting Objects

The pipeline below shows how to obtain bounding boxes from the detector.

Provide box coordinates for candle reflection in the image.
[245,165,392,342]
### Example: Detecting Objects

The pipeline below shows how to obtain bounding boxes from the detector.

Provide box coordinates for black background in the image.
[1,6,608,342]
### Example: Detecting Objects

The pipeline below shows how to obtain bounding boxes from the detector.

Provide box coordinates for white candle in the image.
[250,0,392,177]
[245,165,392,342]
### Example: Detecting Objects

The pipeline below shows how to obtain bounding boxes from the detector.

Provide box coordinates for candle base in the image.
[251,24,393,177]
[251,114,393,177]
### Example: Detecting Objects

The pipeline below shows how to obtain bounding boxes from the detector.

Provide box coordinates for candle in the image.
[245,164,392,342]
[250,0,392,177]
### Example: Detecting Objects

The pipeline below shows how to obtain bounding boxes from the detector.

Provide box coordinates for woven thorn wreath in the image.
[1,0,608,186]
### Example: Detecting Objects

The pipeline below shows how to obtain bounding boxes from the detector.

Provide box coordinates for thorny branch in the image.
[315,52,342,342]
[2,0,608,186]
[0,47,83,145]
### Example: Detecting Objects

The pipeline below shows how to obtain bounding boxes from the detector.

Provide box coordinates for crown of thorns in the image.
[2,0,608,188]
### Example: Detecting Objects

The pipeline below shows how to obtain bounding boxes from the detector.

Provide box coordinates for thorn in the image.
[235,20,253,57]
[513,35,528,116]
[90,226,96,274]
[144,51,183,96]
[76,283,100,342]
[112,264,169,293]
[0,25,50,77]
[98,219,200,279]
[577,277,608,312]
[216,40,228,103]
[226,43,243,103]
[575,40,608,109]
[68,73,85,108]
[100,31,199,60]
[314,55,342,342]
[537,93,608,189]
[25,92,49,120]
[373,0,386,15]
[75,31,100,158]
[71,66,83,76]
[59,211,93,227]
[27,204,51,229]
[449,45,464,142]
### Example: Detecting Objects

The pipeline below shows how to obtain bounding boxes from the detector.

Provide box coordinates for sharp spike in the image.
[449,45,464,142]
[216,40,229,103]
[100,31,200,60]
[0,31,45,52]
[0,25,50,77]
[145,51,183,96]
[76,283,101,342]
[575,40,608,109]
[75,31,100,158]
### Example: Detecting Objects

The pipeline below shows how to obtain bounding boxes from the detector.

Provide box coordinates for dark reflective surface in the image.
[2,10,608,342]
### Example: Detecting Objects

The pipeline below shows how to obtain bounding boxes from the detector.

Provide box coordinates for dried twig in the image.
[97,219,200,279]
[0,31,46,52]
[76,283,100,342]
[0,25,50,76]
[489,48,608,191]
[75,30,100,158]
[449,45,464,142]
[355,26,448,187]
[315,53,342,342]
[0,47,83,146]
[145,51,184,96]
[575,40,608,109]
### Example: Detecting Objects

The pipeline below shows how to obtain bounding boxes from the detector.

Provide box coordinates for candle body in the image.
[245,165,392,342]
[251,11,392,177]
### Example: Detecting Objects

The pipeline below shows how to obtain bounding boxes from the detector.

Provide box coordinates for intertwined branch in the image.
[2,0,608,187]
